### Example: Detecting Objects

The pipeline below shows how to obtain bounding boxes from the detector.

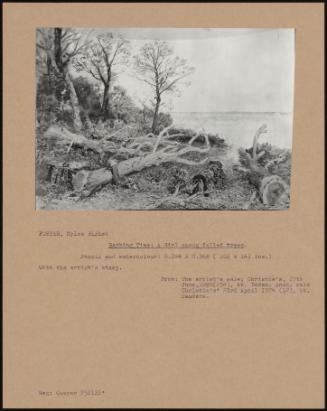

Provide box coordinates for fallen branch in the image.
[48,127,211,197]
[45,125,116,155]
[241,124,290,208]
[152,124,174,152]
[43,124,214,197]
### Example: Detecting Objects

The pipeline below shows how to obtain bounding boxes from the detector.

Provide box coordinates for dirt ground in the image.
[36,177,272,211]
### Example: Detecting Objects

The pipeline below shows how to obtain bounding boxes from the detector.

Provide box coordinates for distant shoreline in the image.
[170,111,291,115]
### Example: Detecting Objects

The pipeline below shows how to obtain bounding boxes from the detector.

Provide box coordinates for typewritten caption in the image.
[37,230,311,299]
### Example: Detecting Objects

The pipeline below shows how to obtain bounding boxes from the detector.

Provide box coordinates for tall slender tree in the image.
[74,33,130,120]
[134,40,194,133]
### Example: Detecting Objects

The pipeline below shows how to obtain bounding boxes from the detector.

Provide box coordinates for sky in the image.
[77,28,295,113]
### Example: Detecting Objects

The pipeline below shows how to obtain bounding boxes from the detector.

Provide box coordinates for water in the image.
[171,111,293,159]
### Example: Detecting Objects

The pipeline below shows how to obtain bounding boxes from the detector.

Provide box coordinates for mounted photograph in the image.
[35,28,294,210]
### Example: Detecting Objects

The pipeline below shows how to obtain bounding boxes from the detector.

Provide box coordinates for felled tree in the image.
[44,124,212,197]
[73,33,130,120]
[239,124,290,208]
[134,40,194,133]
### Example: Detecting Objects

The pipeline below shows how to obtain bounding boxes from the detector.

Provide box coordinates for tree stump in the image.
[260,175,290,207]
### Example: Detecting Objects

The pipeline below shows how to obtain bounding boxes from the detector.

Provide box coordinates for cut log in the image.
[74,148,210,196]
[44,125,212,197]
[260,175,290,207]
[73,168,114,195]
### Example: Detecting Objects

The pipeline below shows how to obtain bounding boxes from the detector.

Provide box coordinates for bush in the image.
[36,73,74,128]
[72,76,102,124]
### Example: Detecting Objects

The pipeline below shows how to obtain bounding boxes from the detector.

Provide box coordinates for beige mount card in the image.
[3,2,325,409]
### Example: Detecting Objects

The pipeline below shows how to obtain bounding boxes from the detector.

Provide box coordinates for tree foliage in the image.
[73,33,130,119]
[134,40,195,133]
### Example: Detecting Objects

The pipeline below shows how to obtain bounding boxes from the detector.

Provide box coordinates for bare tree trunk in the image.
[54,28,63,72]
[102,65,112,120]
[54,27,82,131]
[101,83,110,120]
[151,95,161,134]
[65,68,83,131]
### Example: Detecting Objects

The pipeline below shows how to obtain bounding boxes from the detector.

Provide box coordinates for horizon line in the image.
[169,111,292,114]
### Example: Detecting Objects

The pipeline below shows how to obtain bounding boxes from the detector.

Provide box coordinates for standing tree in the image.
[73,33,130,120]
[36,28,54,78]
[134,40,194,133]
[36,27,92,130]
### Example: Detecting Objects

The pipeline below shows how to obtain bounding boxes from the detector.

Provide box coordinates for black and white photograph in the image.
[35,28,294,210]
